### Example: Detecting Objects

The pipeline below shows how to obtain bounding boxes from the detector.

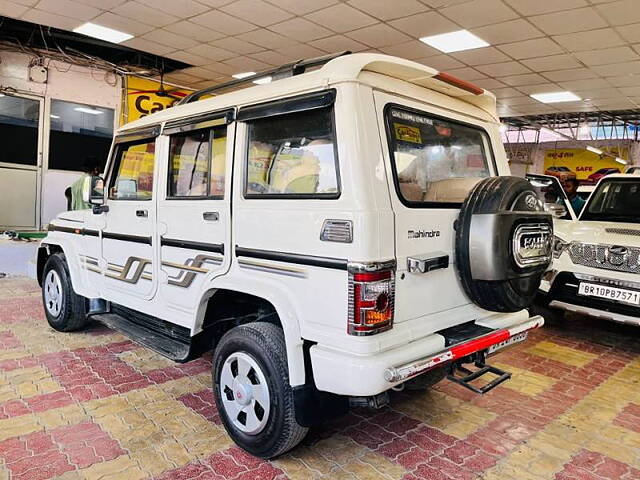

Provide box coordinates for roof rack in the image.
[178,51,351,105]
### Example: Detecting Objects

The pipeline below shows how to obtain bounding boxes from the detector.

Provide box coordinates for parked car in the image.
[37,53,552,459]
[587,167,620,184]
[545,165,577,182]
[529,173,640,326]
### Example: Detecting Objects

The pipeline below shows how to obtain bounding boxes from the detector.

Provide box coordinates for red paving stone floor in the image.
[0,275,639,479]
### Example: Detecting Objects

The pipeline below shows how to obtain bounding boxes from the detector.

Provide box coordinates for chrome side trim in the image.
[238,259,307,278]
[549,300,640,326]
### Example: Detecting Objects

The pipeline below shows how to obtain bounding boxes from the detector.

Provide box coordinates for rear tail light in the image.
[348,267,395,336]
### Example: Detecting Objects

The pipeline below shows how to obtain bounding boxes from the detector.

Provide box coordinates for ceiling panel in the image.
[5,0,640,116]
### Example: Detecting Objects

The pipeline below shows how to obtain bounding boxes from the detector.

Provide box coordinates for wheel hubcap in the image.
[220,351,270,435]
[44,270,63,317]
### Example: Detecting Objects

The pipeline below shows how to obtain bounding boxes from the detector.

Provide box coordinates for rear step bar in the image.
[383,315,543,384]
[447,353,511,394]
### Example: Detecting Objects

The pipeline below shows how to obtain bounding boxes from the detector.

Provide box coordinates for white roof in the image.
[119,53,498,133]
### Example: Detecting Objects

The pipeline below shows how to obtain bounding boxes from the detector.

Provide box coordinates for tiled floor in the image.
[0,275,639,480]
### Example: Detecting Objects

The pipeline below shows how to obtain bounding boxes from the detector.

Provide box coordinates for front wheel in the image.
[42,253,87,332]
[212,323,308,459]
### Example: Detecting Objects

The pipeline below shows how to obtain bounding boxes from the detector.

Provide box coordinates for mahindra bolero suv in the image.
[530,173,640,326]
[37,53,552,458]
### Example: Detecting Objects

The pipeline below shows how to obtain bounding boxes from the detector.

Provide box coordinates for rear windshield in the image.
[581,179,640,223]
[385,106,491,206]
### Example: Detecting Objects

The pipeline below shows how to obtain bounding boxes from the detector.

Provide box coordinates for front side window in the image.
[581,179,640,223]
[168,126,227,198]
[245,107,339,197]
[385,107,491,206]
[109,139,155,200]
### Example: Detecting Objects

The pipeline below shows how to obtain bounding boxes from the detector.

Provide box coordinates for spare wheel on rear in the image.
[455,176,553,312]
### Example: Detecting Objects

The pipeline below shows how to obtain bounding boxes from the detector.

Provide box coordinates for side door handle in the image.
[203,211,219,221]
[136,209,148,218]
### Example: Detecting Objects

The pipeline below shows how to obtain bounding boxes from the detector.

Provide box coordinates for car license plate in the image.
[488,332,528,354]
[578,282,640,305]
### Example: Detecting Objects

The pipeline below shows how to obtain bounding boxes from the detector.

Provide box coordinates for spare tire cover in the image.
[455,176,553,312]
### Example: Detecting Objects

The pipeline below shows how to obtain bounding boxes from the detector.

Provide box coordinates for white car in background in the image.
[530,173,640,326]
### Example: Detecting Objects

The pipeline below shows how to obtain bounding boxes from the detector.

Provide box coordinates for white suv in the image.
[38,53,551,458]
[531,173,640,325]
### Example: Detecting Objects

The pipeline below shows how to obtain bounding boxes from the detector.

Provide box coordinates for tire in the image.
[41,253,88,332]
[456,176,552,312]
[212,322,308,459]
[404,366,447,391]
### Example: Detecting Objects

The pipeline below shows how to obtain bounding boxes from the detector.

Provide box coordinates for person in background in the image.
[70,157,99,210]
[562,177,586,215]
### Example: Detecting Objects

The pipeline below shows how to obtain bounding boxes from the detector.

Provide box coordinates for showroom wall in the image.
[0,51,121,228]
[506,140,640,177]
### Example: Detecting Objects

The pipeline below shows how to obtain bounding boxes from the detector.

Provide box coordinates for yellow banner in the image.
[122,76,194,125]
[543,147,628,180]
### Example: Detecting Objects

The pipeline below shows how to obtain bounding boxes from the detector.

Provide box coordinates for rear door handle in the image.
[136,209,148,218]
[407,252,449,274]
[203,211,219,221]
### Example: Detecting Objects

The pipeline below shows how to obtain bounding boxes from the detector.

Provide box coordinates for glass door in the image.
[0,93,43,229]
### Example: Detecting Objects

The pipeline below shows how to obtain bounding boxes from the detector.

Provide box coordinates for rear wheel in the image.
[42,253,87,332]
[212,323,308,459]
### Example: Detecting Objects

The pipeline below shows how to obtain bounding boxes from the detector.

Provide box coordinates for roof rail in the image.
[178,51,351,105]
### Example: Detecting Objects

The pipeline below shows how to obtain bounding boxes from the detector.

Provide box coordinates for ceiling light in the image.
[586,146,603,155]
[50,115,60,119]
[253,76,272,85]
[615,157,627,165]
[419,30,489,53]
[530,91,581,103]
[233,72,255,79]
[0,93,5,97]
[74,107,103,115]
[73,23,133,44]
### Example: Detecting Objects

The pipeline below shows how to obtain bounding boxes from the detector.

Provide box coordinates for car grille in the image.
[605,227,640,237]
[567,242,640,274]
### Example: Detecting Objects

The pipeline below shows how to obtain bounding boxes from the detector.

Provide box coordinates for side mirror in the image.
[83,176,109,214]
[88,176,105,205]
[545,203,567,218]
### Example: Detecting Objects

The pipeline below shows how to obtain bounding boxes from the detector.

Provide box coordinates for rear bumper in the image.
[310,314,544,396]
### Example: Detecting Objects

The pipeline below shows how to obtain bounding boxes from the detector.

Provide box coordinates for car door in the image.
[525,174,577,221]
[374,90,498,324]
[101,127,160,302]
[156,111,233,318]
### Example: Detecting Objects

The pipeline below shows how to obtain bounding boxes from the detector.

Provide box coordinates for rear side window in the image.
[245,107,339,198]
[168,126,227,198]
[109,139,155,200]
[385,106,491,206]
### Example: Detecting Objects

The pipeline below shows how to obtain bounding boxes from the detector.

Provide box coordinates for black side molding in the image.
[161,237,224,254]
[103,232,152,245]
[235,246,348,271]
[48,225,99,237]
